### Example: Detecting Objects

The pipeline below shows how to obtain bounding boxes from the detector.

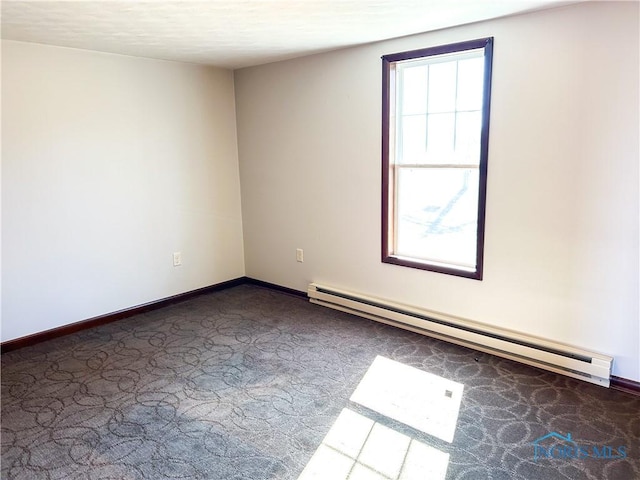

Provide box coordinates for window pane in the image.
[426,113,455,156]
[400,115,426,164]
[456,57,484,111]
[382,37,492,279]
[427,61,456,113]
[455,111,482,163]
[396,168,479,267]
[401,65,428,115]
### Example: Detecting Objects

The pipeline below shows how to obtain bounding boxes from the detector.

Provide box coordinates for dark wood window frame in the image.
[381,37,493,280]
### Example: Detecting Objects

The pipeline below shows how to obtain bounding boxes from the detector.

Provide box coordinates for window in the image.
[382,38,493,280]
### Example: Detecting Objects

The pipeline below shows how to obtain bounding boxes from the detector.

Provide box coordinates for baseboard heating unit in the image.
[308,283,612,387]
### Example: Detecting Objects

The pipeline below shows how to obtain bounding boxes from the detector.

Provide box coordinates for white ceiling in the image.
[1,1,579,69]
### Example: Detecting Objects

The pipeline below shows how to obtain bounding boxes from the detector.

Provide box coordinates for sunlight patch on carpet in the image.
[350,356,463,443]
[297,408,449,480]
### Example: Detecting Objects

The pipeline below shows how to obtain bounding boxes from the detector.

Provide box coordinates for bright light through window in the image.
[297,409,450,480]
[382,38,493,279]
[297,356,463,480]
[350,355,463,444]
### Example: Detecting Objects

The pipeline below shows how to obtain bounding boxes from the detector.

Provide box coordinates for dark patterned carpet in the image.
[1,284,638,479]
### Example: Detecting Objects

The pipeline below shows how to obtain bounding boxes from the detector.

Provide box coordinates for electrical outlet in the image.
[173,252,182,267]
[296,248,304,263]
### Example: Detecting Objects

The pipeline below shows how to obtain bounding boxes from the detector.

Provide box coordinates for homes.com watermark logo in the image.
[532,432,627,461]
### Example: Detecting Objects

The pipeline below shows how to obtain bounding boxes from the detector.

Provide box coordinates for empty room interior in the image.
[1,1,639,479]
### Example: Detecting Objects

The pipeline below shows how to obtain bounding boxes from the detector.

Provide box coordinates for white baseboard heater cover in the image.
[308,283,612,387]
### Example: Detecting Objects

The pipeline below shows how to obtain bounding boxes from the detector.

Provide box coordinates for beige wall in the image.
[235,2,640,380]
[1,40,245,341]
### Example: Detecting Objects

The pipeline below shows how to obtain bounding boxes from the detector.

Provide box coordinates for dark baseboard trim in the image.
[244,277,307,298]
[1,277,247,354]
[610,376,640,396]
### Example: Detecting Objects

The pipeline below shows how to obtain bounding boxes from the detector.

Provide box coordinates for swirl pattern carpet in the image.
[1,284,638,479]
